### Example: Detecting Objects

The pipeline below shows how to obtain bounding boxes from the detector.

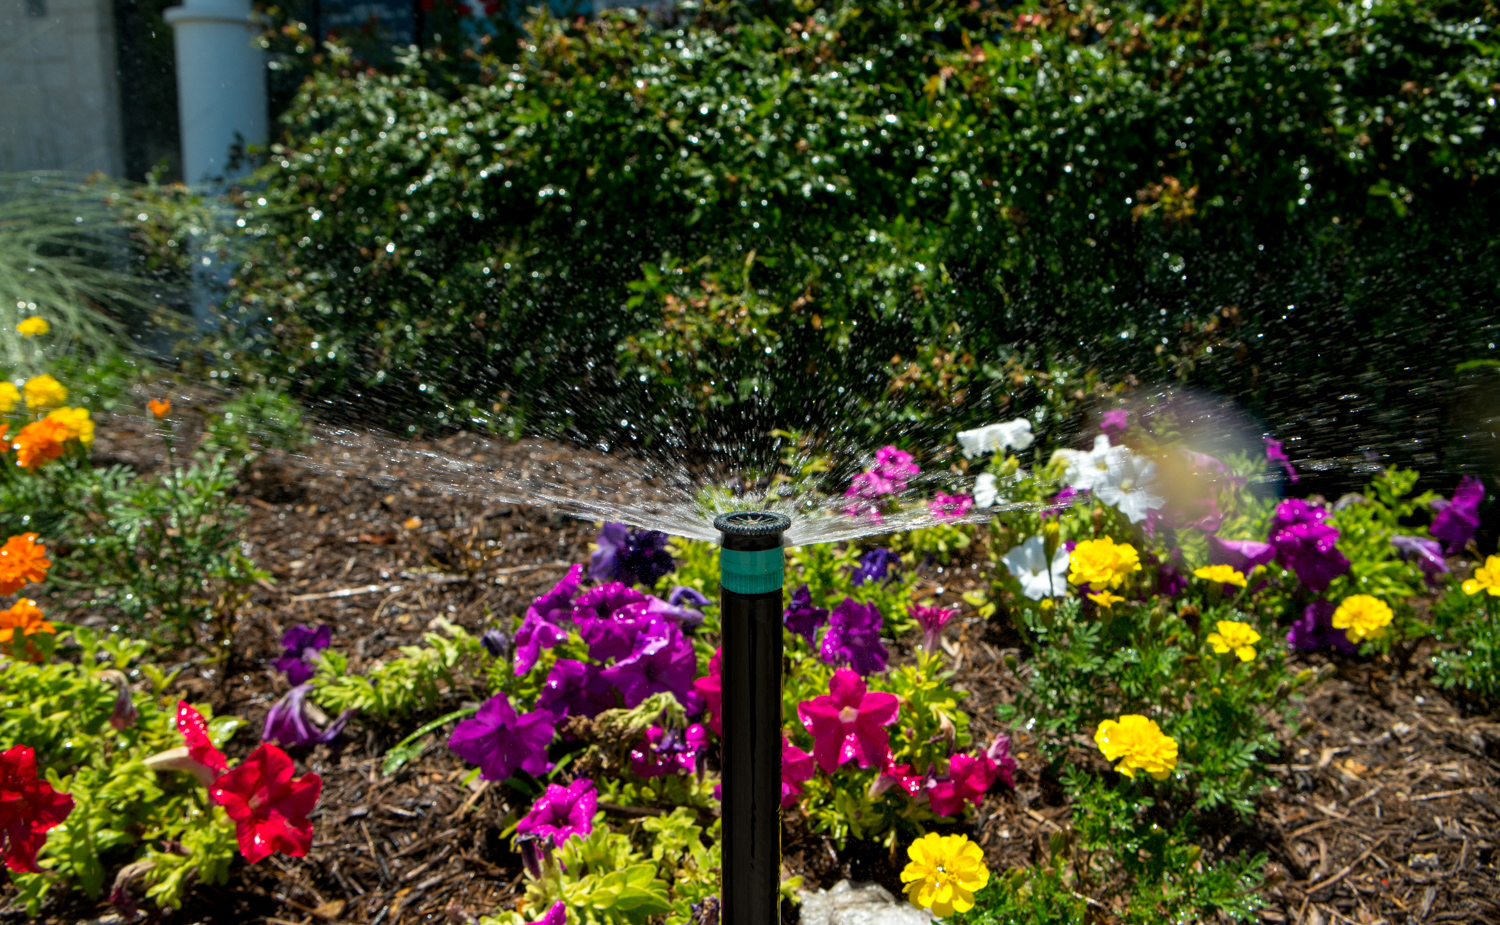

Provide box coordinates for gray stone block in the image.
[798,880,934,925]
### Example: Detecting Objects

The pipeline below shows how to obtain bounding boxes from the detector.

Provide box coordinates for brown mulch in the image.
[11,415,1500,923]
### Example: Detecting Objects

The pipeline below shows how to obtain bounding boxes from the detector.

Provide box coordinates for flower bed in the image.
[2,348,1498,923]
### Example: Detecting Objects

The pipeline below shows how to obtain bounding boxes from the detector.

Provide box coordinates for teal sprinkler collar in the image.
[714,511,790,925]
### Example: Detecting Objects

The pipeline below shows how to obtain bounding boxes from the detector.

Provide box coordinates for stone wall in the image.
[0,0,125,176]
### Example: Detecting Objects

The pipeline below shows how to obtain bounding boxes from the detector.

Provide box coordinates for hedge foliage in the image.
[224,0,1499,459]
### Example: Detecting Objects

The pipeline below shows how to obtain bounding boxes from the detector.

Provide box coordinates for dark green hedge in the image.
[225,0,1500,465]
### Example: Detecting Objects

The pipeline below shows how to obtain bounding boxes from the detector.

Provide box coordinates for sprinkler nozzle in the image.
[713,511,791,552]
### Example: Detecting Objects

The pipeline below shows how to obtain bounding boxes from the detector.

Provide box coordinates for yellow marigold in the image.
[1206,620,1261,661]
[1463,555,1500,597]
[11,417,69,470]
[0,533,50,595]
[0,382,18,414]
[1068,537,1141,590]
[46,406,93,445]
[16,317,49,338]
[900,833,990,917]
[1193,564,1248,588]
[1332,594,1393,643]
[1094,714,1179,780]
[0,598,54,642]
[23,374,67,410]
[1087,589,1125,609]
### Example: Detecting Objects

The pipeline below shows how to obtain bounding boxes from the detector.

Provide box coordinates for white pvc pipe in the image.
[163,0,267,185]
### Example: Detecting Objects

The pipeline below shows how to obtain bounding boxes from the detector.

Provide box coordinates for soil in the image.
[8,419,1500,925]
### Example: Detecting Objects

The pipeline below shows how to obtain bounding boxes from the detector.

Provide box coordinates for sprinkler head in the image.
[713,511,791,552]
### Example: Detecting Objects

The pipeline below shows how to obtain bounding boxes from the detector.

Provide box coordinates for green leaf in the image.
[381,706,478,776]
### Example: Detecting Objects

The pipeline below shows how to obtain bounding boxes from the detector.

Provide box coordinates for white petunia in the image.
[957,418,1034,459]
[1093,447,1166,524]
[1051,434,1113,491]
[974,473,998,509]
[1001,535,1070,600]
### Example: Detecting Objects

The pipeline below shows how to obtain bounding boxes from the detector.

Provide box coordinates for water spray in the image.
[714,510,792,925]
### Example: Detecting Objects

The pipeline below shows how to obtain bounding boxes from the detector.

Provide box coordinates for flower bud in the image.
[1002,653,1018,671]
[1042,520,1061,559]
[481,627,511,659]
[100,670,137,731]
[516,833,544,879]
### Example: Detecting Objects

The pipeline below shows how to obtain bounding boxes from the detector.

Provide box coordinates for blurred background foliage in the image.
[127,0,1499,476]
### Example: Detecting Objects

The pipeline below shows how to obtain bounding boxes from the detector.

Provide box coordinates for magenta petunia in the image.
[573,582,649,622]
[928,752,1000,818]
[692,648,722,735]
[530,564,585,623]
[985,734,1019,789]
[513,610,571,677]
[599,619,700,709]
[929,493,974,521]
[820,597,889,675]
[448,693,555,781]
[1431,476,1485,554]
[630,724,709,778]
[1268,499,1349,593]
[873,446,920,490]
[516,778,597,848]
[911,603,958,653]
[1100,409,1130,443]
[797,668,900,774]
[1264,437,1300,483]
[780,736,816,809]
[869,751,925,800]
[531,903,567,925]
[783,584,829,643]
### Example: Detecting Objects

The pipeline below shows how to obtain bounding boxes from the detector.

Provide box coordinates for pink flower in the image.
[630,724,709,778]
[929,493,973,521]
[0,745,74,873]
[874,446,920,490]
[845,470,897,501]
[531,903,567,925]
[911,604,958,652]
[692,648,722,734]
[869,751,925,800]
[781,736,816,809]
[927,752,999,818]
[796,668,901,774]
[516,778,597,848]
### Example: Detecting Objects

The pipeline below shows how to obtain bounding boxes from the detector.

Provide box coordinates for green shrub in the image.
[184,0,1499,455]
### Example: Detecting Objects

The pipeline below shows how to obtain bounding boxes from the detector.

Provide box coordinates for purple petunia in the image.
[1264,437,1300,483]
[262,683,354,749]
[513,565,586,675]
[516,778,597,848]
[448,693,556,781]
[272,624,332,686]
[851,548,899,587]
[591,523,676,587]
[1208,535,1277,574]
[1286,599,1357,654]
[1431,476,1486,554]
[599,619,701,709]
[532,564,585,623]
[1391,535,1449,587]
[481,626,511,659]
[783,584,830,643]
[536,659,618,722]
[530,903,567,925]
[667,585,713,609]
[820,597,889,675]
[1268,499,1350,593]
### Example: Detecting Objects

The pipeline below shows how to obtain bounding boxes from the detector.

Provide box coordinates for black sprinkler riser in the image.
[715,511,791,925]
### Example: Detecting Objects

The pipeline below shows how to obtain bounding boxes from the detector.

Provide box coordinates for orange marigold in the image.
[148,399,171,419]
[0,534,51,595]
[11,417,69,470]
[0,599,54,642]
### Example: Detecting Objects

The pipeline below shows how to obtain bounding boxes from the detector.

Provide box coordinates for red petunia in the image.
[209,744,321,863]
[176,701,228,773]
[0,744,75,873]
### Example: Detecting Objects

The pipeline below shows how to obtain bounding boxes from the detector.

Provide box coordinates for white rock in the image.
[799,880,933,925]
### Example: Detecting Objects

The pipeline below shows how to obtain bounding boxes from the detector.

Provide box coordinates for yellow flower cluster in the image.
[1095,714,1179,780]
[900,833,990,917]
[1069,537,1141,591]
[22,374,67,410]
[1193,564,1247,588]
[16,317,50,338]
[1463,555,1500,597]
[1332,594,1393,643]
[1206,620,1261,661]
